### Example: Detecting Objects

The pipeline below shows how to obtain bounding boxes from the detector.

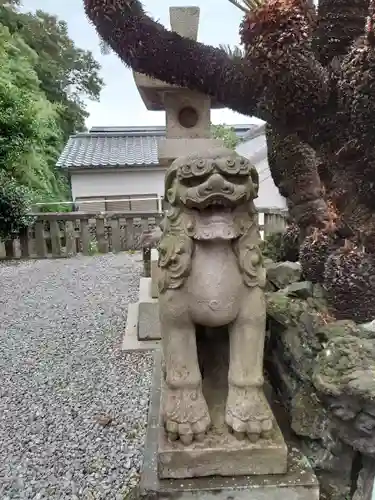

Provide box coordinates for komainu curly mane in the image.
[157,148,266,293]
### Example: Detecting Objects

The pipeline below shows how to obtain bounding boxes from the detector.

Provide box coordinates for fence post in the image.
[65,221,77,257]
[96,216,108,253]
[126,218,135,250]
[110,218,122,253]
[80,218,91,255]
[50,219,62,257]
[35,221,47,258]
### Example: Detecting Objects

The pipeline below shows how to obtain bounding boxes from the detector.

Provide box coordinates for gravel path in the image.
[0,253,154,499]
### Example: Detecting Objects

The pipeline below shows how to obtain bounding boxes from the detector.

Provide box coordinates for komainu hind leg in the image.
[160,290,211,445]
[226,286,274,441]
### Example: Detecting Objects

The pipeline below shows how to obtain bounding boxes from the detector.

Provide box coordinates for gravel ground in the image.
[0,253,154,499]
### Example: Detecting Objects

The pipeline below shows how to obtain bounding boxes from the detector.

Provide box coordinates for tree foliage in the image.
[83,0,375,321]
[211,123,242,149]
[0,171,34,239]
[0,3,103,141]
[0,24,63,196]
[0,1,104,239]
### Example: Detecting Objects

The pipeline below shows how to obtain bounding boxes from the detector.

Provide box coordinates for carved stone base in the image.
[139,351,319,499]
[158,398,287,478]
[156,326,288,478]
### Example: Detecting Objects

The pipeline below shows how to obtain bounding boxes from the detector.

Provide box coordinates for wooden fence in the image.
[0,208,287,260]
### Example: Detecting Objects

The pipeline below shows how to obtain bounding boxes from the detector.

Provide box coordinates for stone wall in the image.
[264,259,375,500]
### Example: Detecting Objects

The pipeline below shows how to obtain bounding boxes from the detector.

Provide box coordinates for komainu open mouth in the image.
[199,196,236,210]
[185,191,248,211]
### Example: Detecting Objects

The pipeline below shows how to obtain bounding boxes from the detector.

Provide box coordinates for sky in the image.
[26,0,263,129]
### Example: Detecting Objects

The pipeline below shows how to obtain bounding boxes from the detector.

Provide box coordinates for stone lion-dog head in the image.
[158,147,265,292]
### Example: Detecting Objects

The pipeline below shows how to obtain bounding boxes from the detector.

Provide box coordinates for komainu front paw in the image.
[163,387,211,445]
[225,385,274,442]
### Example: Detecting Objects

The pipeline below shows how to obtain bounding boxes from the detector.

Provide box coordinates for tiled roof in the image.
[56,124,259,170]
[56,133,159,169]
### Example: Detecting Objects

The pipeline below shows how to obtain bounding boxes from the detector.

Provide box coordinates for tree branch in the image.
[83,0,330,146]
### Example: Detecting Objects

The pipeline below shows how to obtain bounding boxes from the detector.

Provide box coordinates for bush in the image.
[0,171,34,240]
[280,224,300,262]
[261,224,300,262]
[261,231,284,261]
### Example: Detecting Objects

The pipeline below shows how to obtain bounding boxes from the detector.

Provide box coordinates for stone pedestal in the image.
[158,396,287,479]
[157,327,287,478]
[139,351,319,500]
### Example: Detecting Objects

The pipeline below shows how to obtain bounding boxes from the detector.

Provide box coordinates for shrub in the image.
[261,231,284,261]
[0,171,34,240]
[261,224,300,262]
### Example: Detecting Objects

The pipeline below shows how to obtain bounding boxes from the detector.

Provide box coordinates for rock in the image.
[359,319,375,339]
[290,386,329,439]
[299,418,354,500]
[266,337,354,500]
[353,457,375,500]
[264,280,277,292]
[285,281,313,300]
[314,335,375,401]
[263,259,277,291]
[266,292,304,329]
[314,335,375,454]
[266,350,298,404]
[317,472,352,500]
[312,283,326,299]
[96,415,113,427]
[266,287,360,499]
[279,327,317,379]
[302,435,354,477]
[266,261,302,290]
[263,257,275,268]
[266,290,329,335]
[265,277,375,498]
[315,320,364,343]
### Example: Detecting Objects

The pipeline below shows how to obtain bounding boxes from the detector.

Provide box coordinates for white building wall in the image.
[236,133,287,210]
[70,168,166,200]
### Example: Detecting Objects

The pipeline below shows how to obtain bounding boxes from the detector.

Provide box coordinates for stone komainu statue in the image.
[157,147,273,445]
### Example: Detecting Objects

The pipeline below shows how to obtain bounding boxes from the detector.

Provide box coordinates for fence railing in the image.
[0,208,287,260]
